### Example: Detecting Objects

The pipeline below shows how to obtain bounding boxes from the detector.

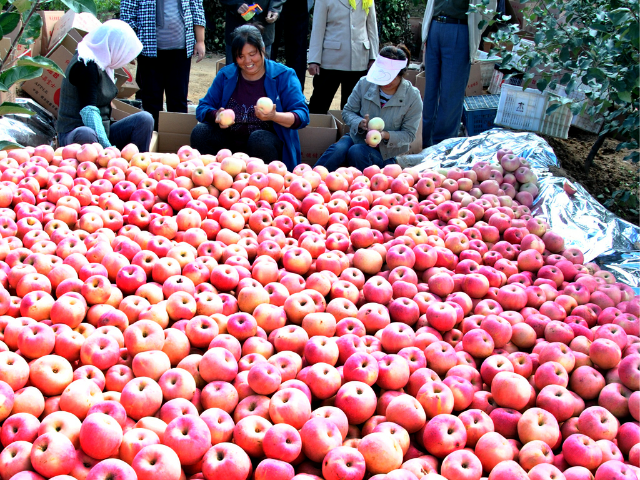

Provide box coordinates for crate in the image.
[540,98,573,139]
[488,66,524,95]
[567,88,604,134]
[462,94,501,136]
[495,84,572,138]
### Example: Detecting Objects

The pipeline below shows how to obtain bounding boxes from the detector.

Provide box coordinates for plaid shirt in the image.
[121,0,206,58]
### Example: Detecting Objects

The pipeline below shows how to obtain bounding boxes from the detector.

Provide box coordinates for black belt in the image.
[433,15,468,25]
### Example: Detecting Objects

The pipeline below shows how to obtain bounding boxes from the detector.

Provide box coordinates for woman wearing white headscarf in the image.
[56,20,154,152]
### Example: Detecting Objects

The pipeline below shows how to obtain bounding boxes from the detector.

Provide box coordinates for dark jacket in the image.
[56,54,118,135]
[220,0,286,46]
[196,58,310,171]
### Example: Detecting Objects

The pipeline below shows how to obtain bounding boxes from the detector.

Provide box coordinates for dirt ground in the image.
[544,130,640,226]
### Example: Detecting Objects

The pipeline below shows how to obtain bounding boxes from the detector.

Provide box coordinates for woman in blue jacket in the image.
[191,25,309,171]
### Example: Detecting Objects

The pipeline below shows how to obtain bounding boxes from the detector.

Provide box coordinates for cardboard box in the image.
[216,59,226,75]
[155,112,198,153]
[328,110,347,138]
[111,99,141,121]
[117,66,139,98]
[405,64,422,86]
[0,20,36,65]
[0,84,17,104]
[117,79,139,98]
[416,71,425,99]
[22,29,84,117]
[466,62,484,96]
[49,10,101,53]
[299,114,337,165]
[148,131,159,152]
[40,11,65,55]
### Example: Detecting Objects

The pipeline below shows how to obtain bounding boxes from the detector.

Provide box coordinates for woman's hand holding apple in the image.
[216,109,235,128]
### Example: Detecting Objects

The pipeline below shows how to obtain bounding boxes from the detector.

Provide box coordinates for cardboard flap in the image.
[112,99,141,115]
[299,114,338,165]
[416,71,425,99]
[159,112,198,135]
[328,109,346,138]
[40,11,65,55]
[49,10,101,53]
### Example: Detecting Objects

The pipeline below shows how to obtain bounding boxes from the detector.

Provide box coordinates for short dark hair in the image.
[231,25,265,63]
[379,44,411,77]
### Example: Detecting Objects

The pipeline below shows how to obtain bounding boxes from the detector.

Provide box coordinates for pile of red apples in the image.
[0,141,637,480]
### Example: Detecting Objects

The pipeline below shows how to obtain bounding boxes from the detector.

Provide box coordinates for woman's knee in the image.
[135,112,154,131]
[247,130,276,146]
[190,123,212,147]
[346,144,372,164]
[70,127,98,146]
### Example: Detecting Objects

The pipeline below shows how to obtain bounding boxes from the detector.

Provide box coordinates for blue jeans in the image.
[422,21,470,148]
[314,135,395,172]
[58,112,155,152]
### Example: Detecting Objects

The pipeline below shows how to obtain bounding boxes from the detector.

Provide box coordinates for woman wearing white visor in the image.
[56,20,154,152]
[314,44,422,172]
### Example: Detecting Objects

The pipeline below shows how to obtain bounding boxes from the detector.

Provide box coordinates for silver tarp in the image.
[398,128,640,288]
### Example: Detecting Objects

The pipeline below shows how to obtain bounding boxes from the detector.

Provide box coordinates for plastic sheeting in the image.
[0,99,57,148]
[398,128,640,288]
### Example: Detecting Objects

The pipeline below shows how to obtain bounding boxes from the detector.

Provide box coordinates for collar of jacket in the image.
[363,78,411,108]
[220,58,288,81]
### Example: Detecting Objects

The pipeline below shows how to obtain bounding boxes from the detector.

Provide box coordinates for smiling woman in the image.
[191,25,309,171]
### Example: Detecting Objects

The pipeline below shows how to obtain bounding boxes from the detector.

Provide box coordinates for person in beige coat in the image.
[307,0,379,114]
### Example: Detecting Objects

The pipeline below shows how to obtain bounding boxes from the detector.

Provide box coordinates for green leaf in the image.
[617,91,632,103]
[0,140,23,150]
[0,82,7,92]
[0,101,33,116]
[0,12,19,36]
[537,77,550,92]
[608,8,632,26]
[10,0,31,14]
[58,0,97,16]
[546,103,561,114]
[17,56,63,75]
[0,65,42,88]
[19,12,42,45]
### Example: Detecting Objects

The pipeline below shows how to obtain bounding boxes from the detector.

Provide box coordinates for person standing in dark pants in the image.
[220,0,286,65]
[121,0,206,130]
[272,0,313,89]
[307,0,379,114]
[420,0,495,148]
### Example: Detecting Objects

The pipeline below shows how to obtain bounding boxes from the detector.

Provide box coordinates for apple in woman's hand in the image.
[256,97,274,115]
[217,109,235,127]
[368,117,385,131]
[366,130,382,147]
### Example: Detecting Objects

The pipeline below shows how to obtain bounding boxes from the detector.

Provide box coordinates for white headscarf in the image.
[77,19,142,83]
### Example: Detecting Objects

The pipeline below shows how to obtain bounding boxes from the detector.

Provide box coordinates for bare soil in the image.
[543,129,639,226]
